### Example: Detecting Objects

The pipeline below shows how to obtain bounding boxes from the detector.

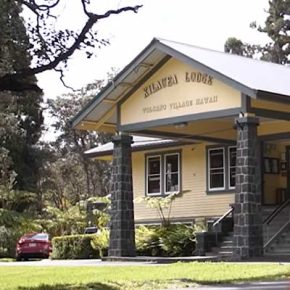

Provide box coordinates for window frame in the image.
[228,146,237,190]
[208,147,226,191]
[146,154,162,196]
[207,145,237,193]
[145,150,181,197]
[164,152,181,195]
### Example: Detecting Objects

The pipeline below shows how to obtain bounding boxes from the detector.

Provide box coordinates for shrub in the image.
[52,224,201,259]
[0,209,42,258]
[136,224,198,257]
[90,228,109,258]
[51,234,98,259]
[135,225,163,256]
[157,224,197,256]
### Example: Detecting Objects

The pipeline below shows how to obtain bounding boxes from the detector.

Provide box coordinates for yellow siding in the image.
[120,58,241,125]
[259,120,290,136]
[133,144,234,223]
[252,99,290,113]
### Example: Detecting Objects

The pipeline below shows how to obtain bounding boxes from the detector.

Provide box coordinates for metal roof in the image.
[72,37,290,131]
[84,136,179,158]
[159,38,290,97]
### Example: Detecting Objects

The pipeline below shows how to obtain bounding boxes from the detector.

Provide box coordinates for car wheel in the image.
[16,255,22,261]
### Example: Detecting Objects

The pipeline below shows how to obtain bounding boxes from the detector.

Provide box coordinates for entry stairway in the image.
[263,203,290,256]
[205,201,290,259]
[206,231,234,260]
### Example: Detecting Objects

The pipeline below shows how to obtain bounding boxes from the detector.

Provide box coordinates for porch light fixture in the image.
[174,122,188,129]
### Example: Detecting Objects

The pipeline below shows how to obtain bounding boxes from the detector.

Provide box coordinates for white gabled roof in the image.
[72,37,290,131]
[85,136,177,157]
[159,38,290,97]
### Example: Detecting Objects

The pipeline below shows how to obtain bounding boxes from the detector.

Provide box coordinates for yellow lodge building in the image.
[72,38,290,260]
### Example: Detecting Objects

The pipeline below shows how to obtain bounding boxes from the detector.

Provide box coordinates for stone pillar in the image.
[233,116,263,260]
[108,134,136,257]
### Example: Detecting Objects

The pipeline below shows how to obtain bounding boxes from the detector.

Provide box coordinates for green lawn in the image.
[0,262,290,289]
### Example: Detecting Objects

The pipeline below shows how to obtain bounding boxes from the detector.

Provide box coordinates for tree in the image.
[41,79,112,210]
[254,0,290,64]
[225,0,290,64]
[0,1,142,92]
[0,0,44,192]
[224,37,260,58]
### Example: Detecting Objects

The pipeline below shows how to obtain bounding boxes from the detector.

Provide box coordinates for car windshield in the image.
[31,233,49,240]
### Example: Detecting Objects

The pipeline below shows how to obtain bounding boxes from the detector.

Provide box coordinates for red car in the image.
[16,232,52,261]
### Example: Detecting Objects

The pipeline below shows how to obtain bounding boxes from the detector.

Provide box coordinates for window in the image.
[208,148,225,190]
[228,146,236,189]
[164,153,180,194]
[207,146,236,192]
[146,152,180,196]
[147,155,161,195]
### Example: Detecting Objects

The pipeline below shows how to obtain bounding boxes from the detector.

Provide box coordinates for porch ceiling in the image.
[131,118,290,145]
[133,118,237,145]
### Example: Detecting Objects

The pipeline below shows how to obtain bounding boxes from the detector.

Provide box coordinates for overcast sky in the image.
[36,0,270,101]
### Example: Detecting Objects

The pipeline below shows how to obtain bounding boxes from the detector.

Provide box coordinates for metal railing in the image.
[212,205,234,232]
[263,198,290,225]
[263,198,290,249]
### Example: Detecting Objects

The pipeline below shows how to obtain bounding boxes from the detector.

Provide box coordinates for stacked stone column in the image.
[233,116,263,260]
[108,134,136,257]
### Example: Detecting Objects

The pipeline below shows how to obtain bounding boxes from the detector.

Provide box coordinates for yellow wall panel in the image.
[120,58,241,125]
[252,99,290,113]
[132,144,234,223]
[259,120,290,136]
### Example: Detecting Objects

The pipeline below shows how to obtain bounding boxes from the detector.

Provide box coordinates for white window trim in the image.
[208,147,226,191]
[164,152,180,195]
[146,155,162,196]
[228,146,237,190]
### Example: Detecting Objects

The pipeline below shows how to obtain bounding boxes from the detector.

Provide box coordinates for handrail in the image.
[264,220,290,249]
[212,205,234,229]
[263,198,290,225]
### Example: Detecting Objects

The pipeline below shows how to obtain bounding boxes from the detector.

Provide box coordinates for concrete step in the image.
[206,251,233,257]
[222,237,233,242]
[220,241,233,246]
[211,246,233,252]
[262,206,290,255]
[264,253,290,258]
[269,248,290,254]
[274,239,290,245]
[206,232,234,258]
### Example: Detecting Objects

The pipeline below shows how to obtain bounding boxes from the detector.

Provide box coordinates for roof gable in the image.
[72,37,290,131]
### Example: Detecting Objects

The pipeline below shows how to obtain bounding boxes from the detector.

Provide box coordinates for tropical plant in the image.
[140,192,181,227]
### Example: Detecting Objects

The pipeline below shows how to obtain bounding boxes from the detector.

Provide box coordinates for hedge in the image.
[51,225,198,259]
[51,234,98,259]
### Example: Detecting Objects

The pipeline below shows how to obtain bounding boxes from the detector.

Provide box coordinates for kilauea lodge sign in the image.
[120,62,241,125]
[142,72,217,115]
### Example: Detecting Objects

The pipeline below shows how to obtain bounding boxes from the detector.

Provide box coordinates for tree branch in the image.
[0,3,143,92]
[19,5,142,76]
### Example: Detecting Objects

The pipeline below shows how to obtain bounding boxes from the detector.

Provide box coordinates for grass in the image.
[0,258,15,262]
[0,262,290,289]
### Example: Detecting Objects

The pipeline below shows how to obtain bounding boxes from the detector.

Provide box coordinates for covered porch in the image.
[72,38,290,260]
